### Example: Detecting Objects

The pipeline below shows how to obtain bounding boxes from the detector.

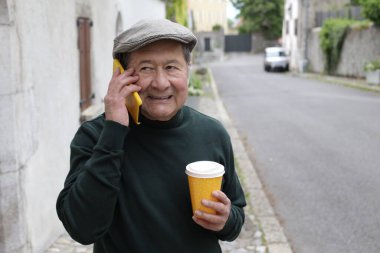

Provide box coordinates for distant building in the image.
[282,0,301,70]
[0,1,164,253]
[188,0,228,32]
[282,0,350,71]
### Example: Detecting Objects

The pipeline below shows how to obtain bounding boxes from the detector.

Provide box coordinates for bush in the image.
[212,24,223,32]
[350,0,361,5]
[364,60,380,72]
[360,0,380,26]
[319,19,355,74]
[188,71,203,96]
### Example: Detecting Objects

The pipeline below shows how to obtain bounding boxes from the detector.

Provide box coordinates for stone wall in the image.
[0,1,165,252]
[307,25,380,77]
[307,27,325,73]
[337,25,380,77]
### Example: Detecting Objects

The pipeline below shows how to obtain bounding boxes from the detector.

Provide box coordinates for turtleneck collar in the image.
[131,107,185,130]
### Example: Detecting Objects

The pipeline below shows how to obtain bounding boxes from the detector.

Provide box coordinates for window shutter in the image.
[77,17,93,111]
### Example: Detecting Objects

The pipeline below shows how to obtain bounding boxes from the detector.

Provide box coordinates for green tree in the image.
[359,0,380,26]
[166,0,188,26]
[350,0,361,5]
[232,0,284,39]
[212,24,223,31]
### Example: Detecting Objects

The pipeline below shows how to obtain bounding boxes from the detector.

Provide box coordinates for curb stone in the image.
[292,72,380,93]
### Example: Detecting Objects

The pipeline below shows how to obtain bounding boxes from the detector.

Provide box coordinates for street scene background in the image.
[1,0,380,252]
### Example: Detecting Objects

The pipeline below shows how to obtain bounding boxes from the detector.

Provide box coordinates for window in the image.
[77,17,93,111]
[294,18,298,36]
[115,12,123,36]
[286,20,289,34]
[204,37,211,51]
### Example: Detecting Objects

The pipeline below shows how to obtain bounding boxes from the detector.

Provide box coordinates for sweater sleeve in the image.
[216,136,247,241]
[56,119,128,244]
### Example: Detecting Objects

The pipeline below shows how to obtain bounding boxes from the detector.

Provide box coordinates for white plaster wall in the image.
[0,0,165,252]
[124,0,165,26]
[14,0,79,252]
[283,0,300,70]
[1,0,41,250]
[0,15,17,173]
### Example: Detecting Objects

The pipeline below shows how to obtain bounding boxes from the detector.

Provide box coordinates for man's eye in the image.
[140,67,153,71]
[166,65,177,70]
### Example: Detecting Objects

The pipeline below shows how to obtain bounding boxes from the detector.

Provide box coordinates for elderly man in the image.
[57,19,246,253]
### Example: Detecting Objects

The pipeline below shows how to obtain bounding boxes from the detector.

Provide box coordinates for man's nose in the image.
[152,69,170,90]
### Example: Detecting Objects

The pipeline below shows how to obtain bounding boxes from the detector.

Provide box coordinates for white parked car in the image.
[264,47,289,72]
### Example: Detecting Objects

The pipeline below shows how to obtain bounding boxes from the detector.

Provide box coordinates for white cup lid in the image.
[185,161,225,178]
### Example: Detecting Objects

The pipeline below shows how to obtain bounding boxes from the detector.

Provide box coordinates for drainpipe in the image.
[300,0,309,73]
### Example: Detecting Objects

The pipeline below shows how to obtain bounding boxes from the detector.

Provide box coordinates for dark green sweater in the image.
[57,106,246,253]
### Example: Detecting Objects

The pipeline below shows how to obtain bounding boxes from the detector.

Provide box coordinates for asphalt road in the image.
[210,54,380,253]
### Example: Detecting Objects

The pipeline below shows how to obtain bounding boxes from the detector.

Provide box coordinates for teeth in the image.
[150,95,171,99]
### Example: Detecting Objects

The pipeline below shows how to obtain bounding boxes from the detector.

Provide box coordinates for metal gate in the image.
[225,34,251,52]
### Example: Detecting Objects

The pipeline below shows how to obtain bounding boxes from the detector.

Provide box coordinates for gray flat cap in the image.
[113,19,197,57]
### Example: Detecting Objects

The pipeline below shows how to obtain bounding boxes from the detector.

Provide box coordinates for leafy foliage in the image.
[212,24,223,31]
[232,0,284,39]
[319,19,355,74]
[350,0,362,6]
[166,0,188,26]
[364,60,380,72]
[359,0,380,26]
[188,70,203,96]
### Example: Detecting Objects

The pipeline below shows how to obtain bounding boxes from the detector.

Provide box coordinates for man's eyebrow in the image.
[166,60,182,65]
[136,60,154,65]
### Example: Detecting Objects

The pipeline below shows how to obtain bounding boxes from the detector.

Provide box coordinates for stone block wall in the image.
[307,25,380,77]
[337,25,380,77]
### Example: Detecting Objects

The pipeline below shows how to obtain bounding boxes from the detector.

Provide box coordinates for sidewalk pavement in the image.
[46,67,293,253]
[294,72,380,93]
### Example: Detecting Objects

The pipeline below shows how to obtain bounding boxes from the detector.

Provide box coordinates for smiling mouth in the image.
[148,95,173,100]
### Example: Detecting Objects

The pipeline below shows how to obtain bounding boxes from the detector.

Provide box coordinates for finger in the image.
[113,67,120,77]
[120,84,141,98]
[212,191,231,206]
[194,210,224,225]
[118,67,135,79]
[117,76,139,92]
[201,199,227,214]
[192,214,224,231]
[192,216,216,230]
[108,74,138,94]
[117,69,137,84]
[110,67,135,84]
[113,66,134,77]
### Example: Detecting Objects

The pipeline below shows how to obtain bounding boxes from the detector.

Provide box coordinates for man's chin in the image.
[141,109,177,121]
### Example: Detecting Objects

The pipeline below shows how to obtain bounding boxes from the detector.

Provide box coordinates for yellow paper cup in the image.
[185,161,225,215]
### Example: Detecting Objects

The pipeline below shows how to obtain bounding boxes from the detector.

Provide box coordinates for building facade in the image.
[282,0,350,71]
[282,0,301,70]
[0,1,164,252]
[188,0,228,32]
